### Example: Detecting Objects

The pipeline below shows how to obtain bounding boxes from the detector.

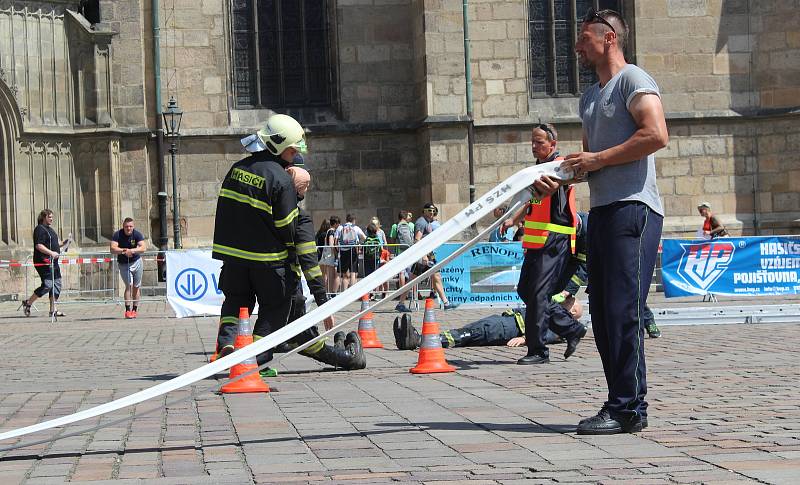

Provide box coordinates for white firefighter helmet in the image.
[240,114,307,155]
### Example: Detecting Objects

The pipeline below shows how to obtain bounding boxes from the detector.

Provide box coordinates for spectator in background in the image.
[334,214,366,291]
[697,202,728,239]
[320,216,340,295]
[390,210,415,312]
[110,217,147,319]
[371,217,387,245]
[362,222,383,279]
[315,219,330,261]
[315,218,332,290]
[414,203,458,310]
[20,209,71,320]
[370,217,389,298]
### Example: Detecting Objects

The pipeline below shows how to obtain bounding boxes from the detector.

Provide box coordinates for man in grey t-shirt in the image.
[559,9,668,435]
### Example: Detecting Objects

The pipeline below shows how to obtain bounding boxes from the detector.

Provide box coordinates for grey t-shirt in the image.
[579,64,664,216]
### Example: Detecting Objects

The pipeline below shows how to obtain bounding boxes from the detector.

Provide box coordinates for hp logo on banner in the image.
[175,268,208,301]
[678,241,735,290]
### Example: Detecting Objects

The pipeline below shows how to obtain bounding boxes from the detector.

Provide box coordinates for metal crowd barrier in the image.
[22,250,167,309]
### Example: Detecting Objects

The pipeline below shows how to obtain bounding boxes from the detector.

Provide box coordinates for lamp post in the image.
[163,96,183,249]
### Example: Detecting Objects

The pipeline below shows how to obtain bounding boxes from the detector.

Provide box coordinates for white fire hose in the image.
[0,161,575,449]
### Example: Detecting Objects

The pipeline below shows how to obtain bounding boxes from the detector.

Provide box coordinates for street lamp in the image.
[163,96,183,249]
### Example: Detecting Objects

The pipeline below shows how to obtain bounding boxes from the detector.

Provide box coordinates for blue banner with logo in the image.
[661,237,800,298]
[436,242,525,307]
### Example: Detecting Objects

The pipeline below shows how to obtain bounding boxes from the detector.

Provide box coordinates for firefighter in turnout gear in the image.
[256,166,366,370]
[506,123,587,364]
[213,114,305,362]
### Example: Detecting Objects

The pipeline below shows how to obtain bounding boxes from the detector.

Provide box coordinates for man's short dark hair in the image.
[590,9,628,51]
[346,213,355,223]
[398,210,408,221]
[329,215,341,225]
[123,217,134,225]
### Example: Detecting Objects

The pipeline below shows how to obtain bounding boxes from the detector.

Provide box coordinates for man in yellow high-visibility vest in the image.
[505,123,586,365]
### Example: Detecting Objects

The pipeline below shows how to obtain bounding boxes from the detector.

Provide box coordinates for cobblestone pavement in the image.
[0,297,798,484]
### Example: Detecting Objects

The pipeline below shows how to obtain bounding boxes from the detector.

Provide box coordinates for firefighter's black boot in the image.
[301,331,366,370]
[395,313,421,350]
[344,331,366,369]
[333,331,346,349]
[392,316,402,346]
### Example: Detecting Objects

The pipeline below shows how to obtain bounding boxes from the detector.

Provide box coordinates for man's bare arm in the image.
[563,93,668,174]
[135,239,147,254]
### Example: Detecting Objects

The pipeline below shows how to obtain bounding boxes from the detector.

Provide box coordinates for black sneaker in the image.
[577,410,644,435]
[578,406,649,428]
[517,353,550,365]
[579,406,609,425]
[564,326,587,359]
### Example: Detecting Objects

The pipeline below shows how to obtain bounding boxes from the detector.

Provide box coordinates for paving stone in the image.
[0,300,799,482]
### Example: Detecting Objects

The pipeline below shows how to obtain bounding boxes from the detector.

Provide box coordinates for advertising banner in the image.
[166,250,310,318]
[437,242,525,307]
[661,237,800,298]
[166,250,225,317]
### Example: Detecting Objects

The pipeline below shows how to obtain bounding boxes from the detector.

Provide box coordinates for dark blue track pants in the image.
[587,201,662,420]
[517,233,583,357]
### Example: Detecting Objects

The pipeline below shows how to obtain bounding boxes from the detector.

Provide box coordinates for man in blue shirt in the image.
[111,218,147,318]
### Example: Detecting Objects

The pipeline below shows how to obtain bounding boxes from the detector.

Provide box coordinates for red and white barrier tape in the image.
[0,256,165,268]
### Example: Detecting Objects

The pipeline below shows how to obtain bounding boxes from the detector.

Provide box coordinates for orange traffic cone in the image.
[357,294,383,348]
[220,307,270,393]
[410,299,456,374]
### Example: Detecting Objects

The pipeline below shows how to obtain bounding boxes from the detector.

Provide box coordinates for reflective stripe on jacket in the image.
[522,157,577,253]
[295,208,327,306]
[212,152,298,266]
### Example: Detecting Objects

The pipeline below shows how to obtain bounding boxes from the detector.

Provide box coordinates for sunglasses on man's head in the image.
[583,8,616,34]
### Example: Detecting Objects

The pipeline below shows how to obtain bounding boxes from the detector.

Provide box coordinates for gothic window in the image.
[232,0,334,109]
[79,0,101,25]
[528,0,623,97]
